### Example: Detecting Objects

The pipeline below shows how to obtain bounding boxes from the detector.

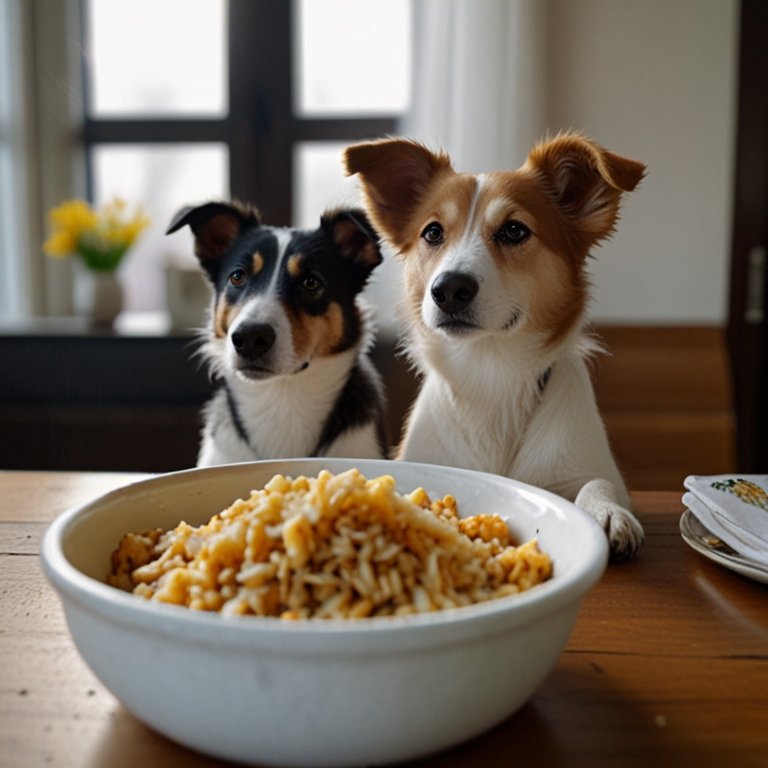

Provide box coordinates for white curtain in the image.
[0,0,84,321]
[403,0,547,173]
[0,0,38,319]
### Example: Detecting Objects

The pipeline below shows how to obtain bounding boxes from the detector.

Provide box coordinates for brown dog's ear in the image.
[166,202,260,278]
[344,139,452,250]
[525,133,645,248]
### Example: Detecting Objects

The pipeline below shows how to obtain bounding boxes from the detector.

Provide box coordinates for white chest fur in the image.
[399,333,624,500]
[200,349,357,465]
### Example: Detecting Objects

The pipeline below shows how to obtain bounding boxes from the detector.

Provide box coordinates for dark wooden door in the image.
[727,0,768,471]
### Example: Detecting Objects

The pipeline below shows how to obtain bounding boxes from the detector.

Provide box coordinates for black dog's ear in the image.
[321,208,383,275]
[166,202,260,277]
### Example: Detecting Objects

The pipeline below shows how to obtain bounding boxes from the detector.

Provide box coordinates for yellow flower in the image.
[42,230,78,258]
[43,197,150,271]
[46,200,98,242]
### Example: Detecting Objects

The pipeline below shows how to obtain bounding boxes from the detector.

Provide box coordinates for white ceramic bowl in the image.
[41,458,608,767]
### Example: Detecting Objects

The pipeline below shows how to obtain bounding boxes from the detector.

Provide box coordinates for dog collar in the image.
[537,366,553,394]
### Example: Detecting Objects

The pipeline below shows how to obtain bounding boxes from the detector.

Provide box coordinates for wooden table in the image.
[1,472,766,767]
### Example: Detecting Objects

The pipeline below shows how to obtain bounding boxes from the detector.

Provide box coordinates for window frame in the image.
[80,0,400,227]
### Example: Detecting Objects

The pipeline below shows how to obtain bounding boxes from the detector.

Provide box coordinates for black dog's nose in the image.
[430,271,479,315]
[231,323,276,358]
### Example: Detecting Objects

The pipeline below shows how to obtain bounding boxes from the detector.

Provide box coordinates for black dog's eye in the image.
[301,275,323,294]
[495,220,531,246]
[421,222,444,246]
[229,269,247,287]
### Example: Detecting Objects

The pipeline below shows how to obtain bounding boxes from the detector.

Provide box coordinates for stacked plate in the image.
[681,474,768,583]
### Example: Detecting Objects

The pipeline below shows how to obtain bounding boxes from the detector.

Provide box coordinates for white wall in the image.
[545,0,739,324]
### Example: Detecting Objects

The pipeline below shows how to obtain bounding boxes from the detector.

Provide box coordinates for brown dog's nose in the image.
[231,323,276,359]
[431,271,479,315]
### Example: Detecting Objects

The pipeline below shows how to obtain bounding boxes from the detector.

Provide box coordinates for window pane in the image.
[92,144,228,313]
[295,0,411,116]
[293,142,361,228]
[86,0,227,117]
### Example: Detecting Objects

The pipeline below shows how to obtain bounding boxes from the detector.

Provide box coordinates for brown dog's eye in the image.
[421,222,444,246]
[495,221,531,246]
[229,269,247,287]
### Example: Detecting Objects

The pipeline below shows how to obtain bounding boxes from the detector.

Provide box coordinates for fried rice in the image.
[108,468,552,619]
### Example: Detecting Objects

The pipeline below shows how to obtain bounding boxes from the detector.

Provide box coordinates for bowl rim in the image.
[41,459,608,651]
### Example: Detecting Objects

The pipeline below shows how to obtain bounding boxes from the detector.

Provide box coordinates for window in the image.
[81,0,412,314]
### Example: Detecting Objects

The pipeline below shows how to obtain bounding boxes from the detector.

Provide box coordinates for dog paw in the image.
[601,504,644,562]
[575,479,644,562]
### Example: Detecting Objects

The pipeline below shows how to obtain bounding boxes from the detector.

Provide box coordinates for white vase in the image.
[75,270,123,327]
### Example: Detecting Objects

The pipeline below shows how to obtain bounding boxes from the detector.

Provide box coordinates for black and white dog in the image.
[167,202,387,466]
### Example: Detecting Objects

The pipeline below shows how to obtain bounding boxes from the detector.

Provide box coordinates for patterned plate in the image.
[679,510,768,585]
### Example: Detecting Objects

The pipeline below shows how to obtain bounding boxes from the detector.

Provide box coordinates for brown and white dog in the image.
[167,202,387,466]
[344,132,645,560]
